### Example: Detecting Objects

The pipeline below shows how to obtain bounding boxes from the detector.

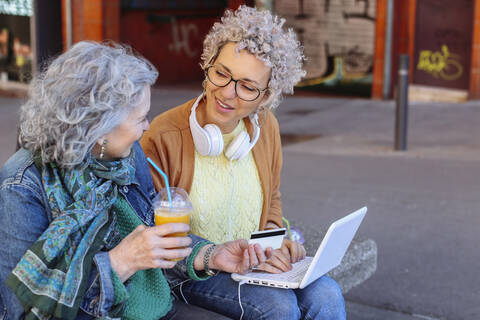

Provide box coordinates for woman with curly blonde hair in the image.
[141,5,346,319]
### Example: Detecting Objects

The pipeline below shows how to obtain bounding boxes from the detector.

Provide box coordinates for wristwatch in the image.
[203,244,219,276]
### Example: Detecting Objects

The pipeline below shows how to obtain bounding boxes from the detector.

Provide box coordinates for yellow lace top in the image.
[189,120,264,243]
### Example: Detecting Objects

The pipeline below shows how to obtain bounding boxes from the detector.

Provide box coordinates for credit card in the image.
[248,228,286,250]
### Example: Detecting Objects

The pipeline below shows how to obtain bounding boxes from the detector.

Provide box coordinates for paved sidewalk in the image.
[1,87,479,319]
[276,93,480,320]
[346,301,442,320]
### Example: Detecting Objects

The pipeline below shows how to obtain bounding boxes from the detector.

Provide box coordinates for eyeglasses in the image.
[206,65,268,102]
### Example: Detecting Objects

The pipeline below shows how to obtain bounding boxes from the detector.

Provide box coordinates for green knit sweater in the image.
[111,196,212,318]
[112,196,173,320]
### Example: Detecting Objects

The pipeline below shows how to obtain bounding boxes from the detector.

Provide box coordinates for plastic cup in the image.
[153,187,192,261]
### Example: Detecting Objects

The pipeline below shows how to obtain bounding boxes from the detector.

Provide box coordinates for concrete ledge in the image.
[290,219,377,293]
[0,81,28,98]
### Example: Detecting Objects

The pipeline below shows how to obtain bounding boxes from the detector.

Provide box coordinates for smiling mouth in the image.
[216,98,234,110]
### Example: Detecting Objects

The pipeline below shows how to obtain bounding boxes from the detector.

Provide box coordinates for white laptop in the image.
[231,207,367,289]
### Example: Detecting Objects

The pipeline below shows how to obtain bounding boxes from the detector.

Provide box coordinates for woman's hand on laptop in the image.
[196,240,270,274]
[283,239,307,263]
[256,239,307,273]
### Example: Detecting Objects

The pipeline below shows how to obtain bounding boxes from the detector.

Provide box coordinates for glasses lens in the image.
[236,81,260,101]
[207,66,261,101]
[207,67,230,87]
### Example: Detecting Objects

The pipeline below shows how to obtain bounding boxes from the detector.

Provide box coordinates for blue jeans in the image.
[173,272,346,320]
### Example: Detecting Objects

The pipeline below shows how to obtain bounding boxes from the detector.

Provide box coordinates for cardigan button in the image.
[122,186,129,193]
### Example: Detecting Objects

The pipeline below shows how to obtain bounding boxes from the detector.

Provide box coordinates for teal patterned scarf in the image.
[6,152,136,320]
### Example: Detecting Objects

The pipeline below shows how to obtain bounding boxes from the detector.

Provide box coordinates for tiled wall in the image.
[275,0,376,88]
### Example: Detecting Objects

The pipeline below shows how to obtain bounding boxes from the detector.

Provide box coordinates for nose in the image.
[221,80,237,99]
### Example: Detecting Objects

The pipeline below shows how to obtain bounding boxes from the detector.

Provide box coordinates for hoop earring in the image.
[99,139,107,159]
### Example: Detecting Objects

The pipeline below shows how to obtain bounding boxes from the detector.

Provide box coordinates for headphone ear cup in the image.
[204,124,224,156]
[225,130,250,161]
[190,122,211,156]
[189,93,224,157]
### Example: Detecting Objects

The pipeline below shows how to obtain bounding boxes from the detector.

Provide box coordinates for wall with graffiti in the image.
[120,1,228,84]
[275,0,376,96]
[412,0,473,90]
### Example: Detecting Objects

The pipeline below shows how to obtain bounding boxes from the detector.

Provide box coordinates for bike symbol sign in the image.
[416,45,463,81]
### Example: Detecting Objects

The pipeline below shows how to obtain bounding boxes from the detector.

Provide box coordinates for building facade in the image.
[372,0,480,101]
[276,0,377,96]
[3,0,480,101]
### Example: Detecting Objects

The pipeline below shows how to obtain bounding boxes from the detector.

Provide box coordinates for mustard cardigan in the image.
[140,97,283,230]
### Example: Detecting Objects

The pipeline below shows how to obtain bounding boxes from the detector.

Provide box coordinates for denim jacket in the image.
[0,142,204,319]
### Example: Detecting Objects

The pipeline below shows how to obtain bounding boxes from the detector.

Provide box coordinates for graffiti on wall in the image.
[121,11,220,83]
[417,45,463,81]
[299,44,373,87]
[276,0,376,94]
[342,0,375,22]
[412,0,473,90]
[168,18,200,58]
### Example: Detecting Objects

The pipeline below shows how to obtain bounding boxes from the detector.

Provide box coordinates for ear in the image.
[259,90,273,110]
[96,137,106,147]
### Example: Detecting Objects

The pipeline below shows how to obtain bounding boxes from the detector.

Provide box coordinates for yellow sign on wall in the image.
[417,45,463,81]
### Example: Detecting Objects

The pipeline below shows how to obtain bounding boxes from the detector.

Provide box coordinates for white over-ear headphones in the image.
[189,93,261,161]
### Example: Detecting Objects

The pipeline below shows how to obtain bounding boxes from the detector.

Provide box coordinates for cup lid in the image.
[153,187,193,211]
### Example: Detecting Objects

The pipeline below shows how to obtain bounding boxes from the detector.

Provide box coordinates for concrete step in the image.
[289,219,377,293]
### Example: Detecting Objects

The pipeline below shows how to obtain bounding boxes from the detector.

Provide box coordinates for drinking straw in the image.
[146,157,172,206]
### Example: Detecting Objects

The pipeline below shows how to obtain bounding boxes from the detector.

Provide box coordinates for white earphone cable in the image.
[227,159,235,241]
[238,280,247,320]
[171,279,192,304]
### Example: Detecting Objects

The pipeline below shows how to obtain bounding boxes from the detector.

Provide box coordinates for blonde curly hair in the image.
[201,5,305,109]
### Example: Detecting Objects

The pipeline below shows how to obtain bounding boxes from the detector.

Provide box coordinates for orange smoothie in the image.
[154,209,191,237]
[153,187,193,261]
[154,209,191,261]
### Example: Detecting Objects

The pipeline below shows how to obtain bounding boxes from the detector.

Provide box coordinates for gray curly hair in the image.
[201,5,305,109]
[19,41,158,168]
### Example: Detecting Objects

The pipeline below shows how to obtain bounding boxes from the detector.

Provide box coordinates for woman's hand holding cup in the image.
[153,187,193,261]
[109,223,192,282]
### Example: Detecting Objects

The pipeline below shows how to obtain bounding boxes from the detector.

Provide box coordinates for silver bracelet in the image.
[203,244,219,276]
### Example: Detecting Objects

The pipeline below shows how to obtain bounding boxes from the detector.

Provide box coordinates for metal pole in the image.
[395,54,409,151]
[382,0,394,99]
[30,0,37,74]
[65,0,72,49]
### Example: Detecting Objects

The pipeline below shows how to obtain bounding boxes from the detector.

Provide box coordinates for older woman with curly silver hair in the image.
[141,5,346,320]
[0,41,267,320]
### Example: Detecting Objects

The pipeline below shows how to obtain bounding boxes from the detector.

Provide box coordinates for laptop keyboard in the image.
[274,256,313,281]
[249,256,314,282]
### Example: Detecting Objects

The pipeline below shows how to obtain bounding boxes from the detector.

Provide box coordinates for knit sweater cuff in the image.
[186,240,213,280]
[111,269,129,305]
